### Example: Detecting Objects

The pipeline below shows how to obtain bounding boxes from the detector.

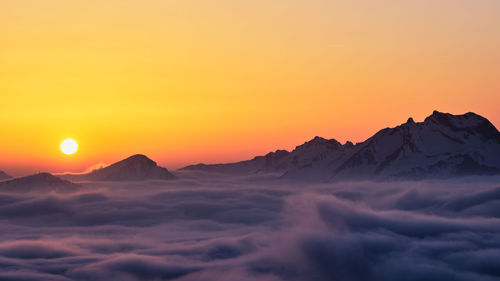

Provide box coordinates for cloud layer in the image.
[0,175,499,281]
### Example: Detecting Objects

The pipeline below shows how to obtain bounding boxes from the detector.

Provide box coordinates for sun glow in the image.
[60,139,78,155]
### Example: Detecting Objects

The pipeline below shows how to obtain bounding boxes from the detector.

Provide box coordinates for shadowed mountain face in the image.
[65,154,176,181]
[0,170,12,181]
[182,111,500,181]
[183,136,349,178]
[0,173,80,193]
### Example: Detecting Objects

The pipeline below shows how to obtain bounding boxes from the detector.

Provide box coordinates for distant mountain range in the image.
[0,173,80,193]
[0,170,11,181]
[1,111,499,185]
[62,154,176,181]
[182,111,500,181]
[0,155,176,193]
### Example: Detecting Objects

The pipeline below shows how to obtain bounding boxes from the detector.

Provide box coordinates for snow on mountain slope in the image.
[0,170,12,181]
[181,111,500,181]
[64,154,176,181]
[182,137,354,179]
[0,173,81,193]
[330,111,500,180]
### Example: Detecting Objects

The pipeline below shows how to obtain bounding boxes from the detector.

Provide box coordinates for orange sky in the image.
[1,0,499,176]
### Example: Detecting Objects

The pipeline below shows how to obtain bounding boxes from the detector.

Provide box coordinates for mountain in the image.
[181,111,500,181]
[182,137,351,180]
[64,154,176,181]
[0,173,80,193]
[327,111,500,181]
[0,170,12,181]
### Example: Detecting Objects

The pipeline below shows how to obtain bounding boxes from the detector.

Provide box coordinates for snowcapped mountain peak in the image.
[181,111,500,181]
[425,110,484,128]
[423,111,499,143]
[294,136,342,152]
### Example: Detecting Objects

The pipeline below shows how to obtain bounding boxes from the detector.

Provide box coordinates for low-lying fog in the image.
[1,173,500,281]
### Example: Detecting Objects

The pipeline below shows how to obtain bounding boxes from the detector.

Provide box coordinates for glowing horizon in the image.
[1,0,499,176]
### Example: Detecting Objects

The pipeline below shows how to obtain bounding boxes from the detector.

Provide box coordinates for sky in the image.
[1,0,499,176]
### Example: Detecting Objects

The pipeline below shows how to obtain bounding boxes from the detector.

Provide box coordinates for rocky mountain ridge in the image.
[182,111,500,181]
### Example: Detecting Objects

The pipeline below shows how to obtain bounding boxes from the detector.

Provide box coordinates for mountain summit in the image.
[64,154,176,181]
[182,111,500,181]
[328,111,500,181]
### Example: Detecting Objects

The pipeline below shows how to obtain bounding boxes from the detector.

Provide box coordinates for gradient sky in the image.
[1,0,499,176]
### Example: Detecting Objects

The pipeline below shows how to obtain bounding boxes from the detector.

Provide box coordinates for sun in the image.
[61,139,78,155]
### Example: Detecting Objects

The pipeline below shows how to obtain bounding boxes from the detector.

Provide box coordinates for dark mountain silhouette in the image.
[181,111,500,181]
[63,154,176,181]
[0,170,12,181]
[0,173,80,193]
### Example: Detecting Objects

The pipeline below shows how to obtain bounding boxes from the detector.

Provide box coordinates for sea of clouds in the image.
[0,172,500,281]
